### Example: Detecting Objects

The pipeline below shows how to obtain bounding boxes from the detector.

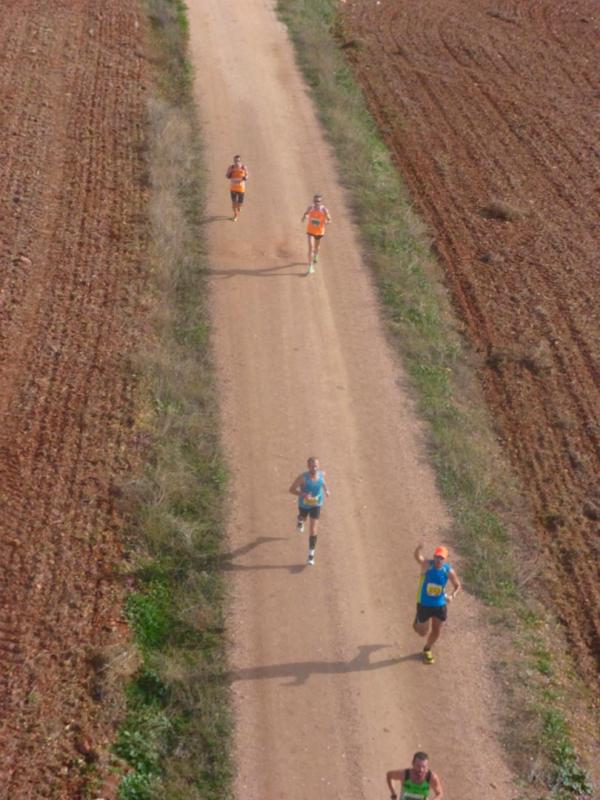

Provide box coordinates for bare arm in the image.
[386,770,404,798]
[414,543,427,566]
[301,206,311,222]
[446,568,461,601]
[289,474,305,497]
[322,474,331,497]
[429,770,444,799]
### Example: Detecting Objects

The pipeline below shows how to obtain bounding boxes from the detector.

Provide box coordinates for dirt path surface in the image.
[0,1,146,795]
[189,3,514,798]
[341,0,600,685]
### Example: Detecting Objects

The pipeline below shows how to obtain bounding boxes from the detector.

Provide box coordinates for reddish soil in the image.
[341,0,600,686]
[0,1,146,796]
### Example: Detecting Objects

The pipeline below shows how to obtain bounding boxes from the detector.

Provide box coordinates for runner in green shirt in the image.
[386,752,444,800]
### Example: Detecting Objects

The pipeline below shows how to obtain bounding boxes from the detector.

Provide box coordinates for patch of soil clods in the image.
[0,0,147,796]
[342,0,600,684]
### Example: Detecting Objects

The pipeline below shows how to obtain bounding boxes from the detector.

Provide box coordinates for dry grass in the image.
[113,2,232,799]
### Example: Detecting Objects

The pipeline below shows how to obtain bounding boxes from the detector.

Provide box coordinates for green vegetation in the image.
[541,711,593,799]
[113,1,232,797]
[276,1,594,798]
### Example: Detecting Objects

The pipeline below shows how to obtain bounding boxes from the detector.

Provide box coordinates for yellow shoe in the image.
[423,648,435,664]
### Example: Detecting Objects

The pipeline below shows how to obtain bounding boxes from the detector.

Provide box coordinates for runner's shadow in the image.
[230,644,423,686]
[207,262,306,279]
[200,214,233,223]
[220,536,306,575]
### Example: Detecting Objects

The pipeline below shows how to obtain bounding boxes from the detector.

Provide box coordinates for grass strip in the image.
[113,1,232,798]
[276,1,594,798]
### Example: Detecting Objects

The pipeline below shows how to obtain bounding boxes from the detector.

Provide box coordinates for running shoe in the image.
[423,648,435,664]
[296,518,305,533]
[307,264,315,275]
[313,254,319,264]
[307,551,315,565]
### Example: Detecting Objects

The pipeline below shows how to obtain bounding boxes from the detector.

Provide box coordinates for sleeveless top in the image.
[298,471,325,509]
[228,165,247,193]
[401,768,432,800]
[417,561,451,607]
[306,205,328,236]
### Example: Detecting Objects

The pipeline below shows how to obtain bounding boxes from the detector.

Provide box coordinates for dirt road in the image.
[189,3,514,798]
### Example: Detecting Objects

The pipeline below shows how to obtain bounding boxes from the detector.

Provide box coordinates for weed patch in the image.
[112,1,232,798]
[481,200,529,221]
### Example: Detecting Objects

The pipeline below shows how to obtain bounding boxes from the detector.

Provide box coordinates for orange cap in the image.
[434,546,448,559]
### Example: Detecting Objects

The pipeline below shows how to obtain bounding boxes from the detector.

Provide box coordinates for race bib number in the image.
[304,495,319,506]
[425,583,443,597]
[310,218,320,227]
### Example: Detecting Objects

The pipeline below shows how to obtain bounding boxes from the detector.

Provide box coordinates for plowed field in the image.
[342,0,600,684]
[0,1,146,796]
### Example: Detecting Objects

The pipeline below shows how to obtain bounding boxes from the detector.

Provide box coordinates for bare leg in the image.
[313,238,322,262]
[306,516,319,564]
[413,619,430,638]
[425,617,444,649]
[307,235,315,268]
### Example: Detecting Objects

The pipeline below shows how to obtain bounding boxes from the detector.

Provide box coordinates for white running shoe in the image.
[307,264,315,275]
[307,551,315,565]
[296,518,305,533]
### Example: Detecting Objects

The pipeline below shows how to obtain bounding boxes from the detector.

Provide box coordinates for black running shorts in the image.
[298,506,321,520]
[415,603,448,624]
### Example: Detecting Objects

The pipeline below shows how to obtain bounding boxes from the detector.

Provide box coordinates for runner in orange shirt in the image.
[225,155,249,221]
[301,194,332,274]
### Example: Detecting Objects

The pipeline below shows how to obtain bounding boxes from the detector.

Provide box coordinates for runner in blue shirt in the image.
[413,543,461,664]
[289,457,330,565]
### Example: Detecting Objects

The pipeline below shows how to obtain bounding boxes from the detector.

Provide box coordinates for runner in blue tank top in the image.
[413,543,461,664]
[289,456,330,565]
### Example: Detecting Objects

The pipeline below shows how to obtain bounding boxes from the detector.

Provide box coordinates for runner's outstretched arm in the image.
[414,542,427,565]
